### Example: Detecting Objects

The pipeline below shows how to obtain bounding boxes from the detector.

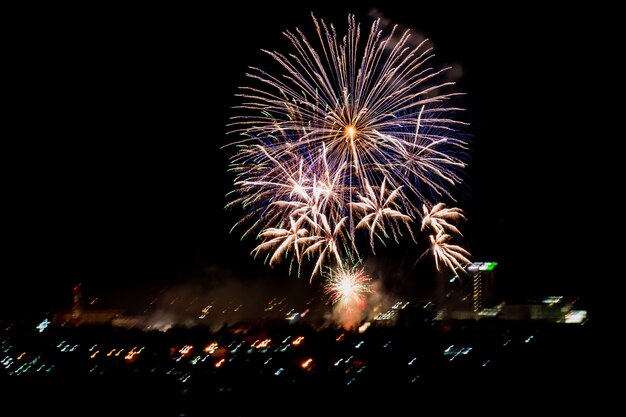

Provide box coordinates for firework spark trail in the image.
[225,13,471,280]
[429,229,472,273]
[421,202,466,235]
[350,177,414,252]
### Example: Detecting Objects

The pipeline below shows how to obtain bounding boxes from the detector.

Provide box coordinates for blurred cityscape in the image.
[1,262,592,415]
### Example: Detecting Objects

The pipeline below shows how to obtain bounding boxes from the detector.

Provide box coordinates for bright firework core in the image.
[344,124,358,141]
[339,276,357,299]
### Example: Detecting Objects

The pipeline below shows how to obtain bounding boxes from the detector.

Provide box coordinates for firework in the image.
[420,203,466,235]
[323,263,372,307]
[225,13,471,279]
[429,229,471,273]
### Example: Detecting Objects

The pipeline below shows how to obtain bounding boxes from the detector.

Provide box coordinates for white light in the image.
[36,319,50,333]
[565,310,587,324]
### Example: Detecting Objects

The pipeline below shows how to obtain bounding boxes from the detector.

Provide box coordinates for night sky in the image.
[4,3,597,314]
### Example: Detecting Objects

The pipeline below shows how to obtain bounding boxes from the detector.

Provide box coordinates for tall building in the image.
[466,261,497,313]
[71,283,82,323]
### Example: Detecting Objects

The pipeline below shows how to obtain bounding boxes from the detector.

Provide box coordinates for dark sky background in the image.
[4,2,598,315]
